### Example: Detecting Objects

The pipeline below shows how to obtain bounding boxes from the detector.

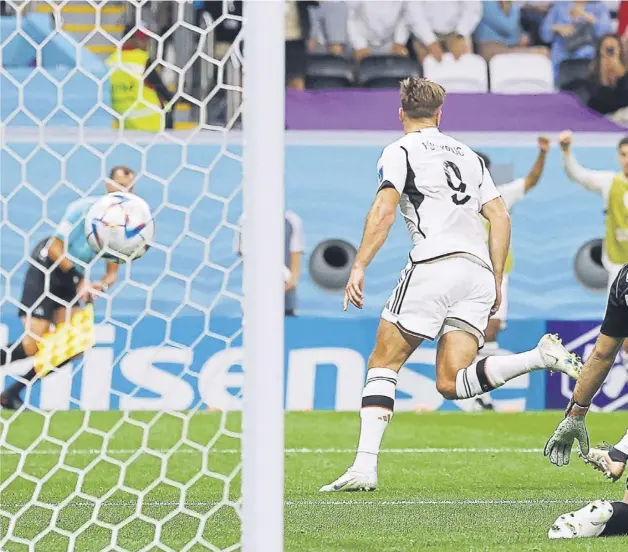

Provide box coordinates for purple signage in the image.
[546,321,628,411]
[286,90,626,132]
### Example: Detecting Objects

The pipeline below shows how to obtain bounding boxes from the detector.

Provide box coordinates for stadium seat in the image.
[489,53,554,93]
[357,55,421,88]
[422,53,488,92]
[306,54,354,89]
[557,58,592,90]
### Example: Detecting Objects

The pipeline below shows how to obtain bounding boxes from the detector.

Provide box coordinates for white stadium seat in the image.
[489,53,555,93]
[422,53,489,93]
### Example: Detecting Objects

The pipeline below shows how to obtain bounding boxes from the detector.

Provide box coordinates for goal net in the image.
[0,1,284,550]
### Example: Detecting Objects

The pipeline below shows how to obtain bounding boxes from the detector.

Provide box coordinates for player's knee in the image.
[436,377,457,400]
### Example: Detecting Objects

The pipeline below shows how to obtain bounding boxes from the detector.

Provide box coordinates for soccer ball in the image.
[85,192,155,262]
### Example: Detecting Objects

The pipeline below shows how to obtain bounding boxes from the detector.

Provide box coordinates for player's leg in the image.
[355,321,421,469]
[1,305,84,409]
[548,497,628,539]
[581,427,628,482]
[320,260,436,492]
[319,319,421,492]
[484,274,508,351]
[484,319,501,349]
[436,261,581,401]
[0,314,51,409]
[549,473,628,539]
[601,497,628,537]
[0,316,49,366]
[0,251,51,370]
[439,332,580,400]
[469,276,508,410]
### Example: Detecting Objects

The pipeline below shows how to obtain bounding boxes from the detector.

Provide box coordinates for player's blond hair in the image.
[400,78,446,120]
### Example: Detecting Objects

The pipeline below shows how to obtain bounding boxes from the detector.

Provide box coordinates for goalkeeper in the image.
[0,166,135,410]
[544,263,628,539]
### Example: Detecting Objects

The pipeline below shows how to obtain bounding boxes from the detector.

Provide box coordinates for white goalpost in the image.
[242,1,285,551]
[0,1,285,550]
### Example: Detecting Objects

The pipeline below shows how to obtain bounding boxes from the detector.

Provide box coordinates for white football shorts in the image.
[382,256,496,347]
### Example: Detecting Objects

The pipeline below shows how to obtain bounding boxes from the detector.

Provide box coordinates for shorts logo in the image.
[34,307,44,316]
[378,167,384,184]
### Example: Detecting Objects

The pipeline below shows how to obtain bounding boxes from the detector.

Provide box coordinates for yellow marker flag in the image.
[34,304,95,377]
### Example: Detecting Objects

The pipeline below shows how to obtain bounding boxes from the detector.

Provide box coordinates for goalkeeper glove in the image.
[544,398,590,467]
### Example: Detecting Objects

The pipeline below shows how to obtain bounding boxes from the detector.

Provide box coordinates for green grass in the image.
[1,411,627,551]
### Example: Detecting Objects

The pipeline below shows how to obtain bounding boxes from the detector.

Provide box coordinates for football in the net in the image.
[85,192,155,262]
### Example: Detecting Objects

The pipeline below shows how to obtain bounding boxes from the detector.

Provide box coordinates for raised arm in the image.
[559,130,615,197]
[523,136,550,192]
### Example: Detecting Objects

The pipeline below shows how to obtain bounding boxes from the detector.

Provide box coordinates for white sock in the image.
[483,348,544,387]
[455,362,484,399]
[454,347,544,399]
[352,368,397,474]
[615,430,628,456]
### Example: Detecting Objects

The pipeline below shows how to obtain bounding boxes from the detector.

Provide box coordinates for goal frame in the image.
[242,2,285,551]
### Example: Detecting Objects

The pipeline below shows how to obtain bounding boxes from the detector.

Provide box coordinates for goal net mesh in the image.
[0,1,245,550]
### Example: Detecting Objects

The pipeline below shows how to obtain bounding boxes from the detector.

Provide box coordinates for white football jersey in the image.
[377,127,501,269]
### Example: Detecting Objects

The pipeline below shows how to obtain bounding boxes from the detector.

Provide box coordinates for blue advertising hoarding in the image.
[546,321,628,411]
[0,315,546,412]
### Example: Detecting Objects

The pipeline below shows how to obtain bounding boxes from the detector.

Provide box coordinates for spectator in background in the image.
[587,34,628,118]
[236,212,305,317]
[106,25,175,132]
[200,1,242,60]
[519,2,552,46]
[308,1,348,56]
[346,1,410,62]
[408,0,482,61]
[540,1,612,81]
[474,1,549,61]
[285,0,318,90]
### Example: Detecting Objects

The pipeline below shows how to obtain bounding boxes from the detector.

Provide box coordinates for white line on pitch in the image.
[287,499,591,506]
[0,498,591,509]
[0,447,544,456]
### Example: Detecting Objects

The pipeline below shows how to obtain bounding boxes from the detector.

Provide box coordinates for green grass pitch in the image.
[1,410,627,551]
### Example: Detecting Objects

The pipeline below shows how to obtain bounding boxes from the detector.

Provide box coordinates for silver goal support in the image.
[242,2,285,551]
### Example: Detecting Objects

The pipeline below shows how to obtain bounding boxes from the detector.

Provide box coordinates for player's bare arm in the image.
[481,197,511,314]
[344,188,399,311]
[545,265,628,468]
[523,136,550,192]
[92,262,119,295]
[574,333,622,406]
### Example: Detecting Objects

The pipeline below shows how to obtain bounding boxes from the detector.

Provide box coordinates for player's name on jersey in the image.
[421,140,464,157]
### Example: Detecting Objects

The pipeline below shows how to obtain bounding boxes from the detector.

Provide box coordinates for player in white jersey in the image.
[320,77,582,493]
[468,138,550,411]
